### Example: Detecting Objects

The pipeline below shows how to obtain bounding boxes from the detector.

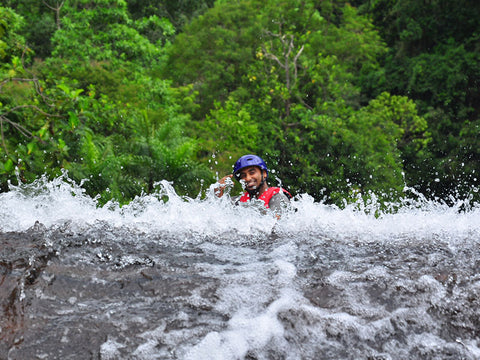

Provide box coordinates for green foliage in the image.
[257,92,428,204]
[134,15,175,46]
[1,0,478,206]
[0,7,30,67]
[2,0,58,59]
[126,0,215,30]
[0,68,207,203]
[0,3,206,204]
[163,0,263,118]
[199,97,259,177]
[182,0,396,204]
[363,0,480,201]
[66,108,207,204]
[48,0,166,67]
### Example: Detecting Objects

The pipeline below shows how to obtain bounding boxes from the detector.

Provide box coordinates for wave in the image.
[1,174,478,243]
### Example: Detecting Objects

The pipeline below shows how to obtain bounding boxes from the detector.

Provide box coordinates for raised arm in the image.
[214,174,234,197]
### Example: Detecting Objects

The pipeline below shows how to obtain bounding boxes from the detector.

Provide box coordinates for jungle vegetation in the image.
[1,0,479,206]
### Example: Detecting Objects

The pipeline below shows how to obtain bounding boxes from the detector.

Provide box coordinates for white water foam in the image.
[1,175,478,243]
[2,175,480,359]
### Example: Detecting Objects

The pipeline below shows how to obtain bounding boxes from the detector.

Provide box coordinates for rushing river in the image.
[1,176,479,360]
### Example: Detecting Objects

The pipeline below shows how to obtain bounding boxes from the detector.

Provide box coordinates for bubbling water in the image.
[1,173,478,238]
[1,175,480,359]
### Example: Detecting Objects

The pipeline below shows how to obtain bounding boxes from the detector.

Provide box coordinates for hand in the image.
[214,174,233,197]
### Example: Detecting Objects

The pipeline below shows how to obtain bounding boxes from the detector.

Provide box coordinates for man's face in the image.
[238,166,265,192]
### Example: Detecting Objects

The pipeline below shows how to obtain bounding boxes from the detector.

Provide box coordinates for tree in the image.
[126,0,215,31]
[0,7,29,66]
[163,0,263,119]
[0,2,206,203]
[361,0,480,201]
[42,0,65,30]
[242,2,395,202]
[2,1,57,59]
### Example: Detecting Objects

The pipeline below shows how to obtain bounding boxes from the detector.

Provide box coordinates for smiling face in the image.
[237,166,267,195]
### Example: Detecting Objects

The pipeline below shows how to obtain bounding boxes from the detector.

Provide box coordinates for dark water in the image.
[1,179,479,359]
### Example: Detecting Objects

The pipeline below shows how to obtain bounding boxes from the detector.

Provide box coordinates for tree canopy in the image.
[1,0,478,206]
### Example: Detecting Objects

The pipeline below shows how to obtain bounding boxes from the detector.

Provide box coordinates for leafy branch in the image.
[262,25,305,117]
[42,0,66,30]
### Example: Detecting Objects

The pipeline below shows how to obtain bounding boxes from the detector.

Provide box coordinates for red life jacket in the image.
[239,187,292,208]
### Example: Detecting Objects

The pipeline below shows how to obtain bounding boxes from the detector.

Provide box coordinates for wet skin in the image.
[215,166,268,198]
[237,166,267,196]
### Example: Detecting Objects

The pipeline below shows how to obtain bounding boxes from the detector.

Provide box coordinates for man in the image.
[215,154,291,216]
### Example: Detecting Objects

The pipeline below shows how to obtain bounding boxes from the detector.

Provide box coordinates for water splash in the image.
[1,174,478,243]
[2,175,480,359]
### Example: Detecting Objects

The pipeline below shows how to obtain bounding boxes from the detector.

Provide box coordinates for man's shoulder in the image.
[269,187,292,199]
[270,190,290,202]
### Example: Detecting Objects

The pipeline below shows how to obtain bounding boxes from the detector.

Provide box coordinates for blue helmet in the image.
[233,155,268,181]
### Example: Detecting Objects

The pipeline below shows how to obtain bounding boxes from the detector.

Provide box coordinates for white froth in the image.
[1,176,478,244]
[184,289,301,360]
[2,175,480,359]
[100,338,125,360]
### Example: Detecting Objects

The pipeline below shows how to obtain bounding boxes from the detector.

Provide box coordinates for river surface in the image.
[1,176,479,359]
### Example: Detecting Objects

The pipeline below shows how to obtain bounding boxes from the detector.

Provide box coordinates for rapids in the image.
[1,175,479,359]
